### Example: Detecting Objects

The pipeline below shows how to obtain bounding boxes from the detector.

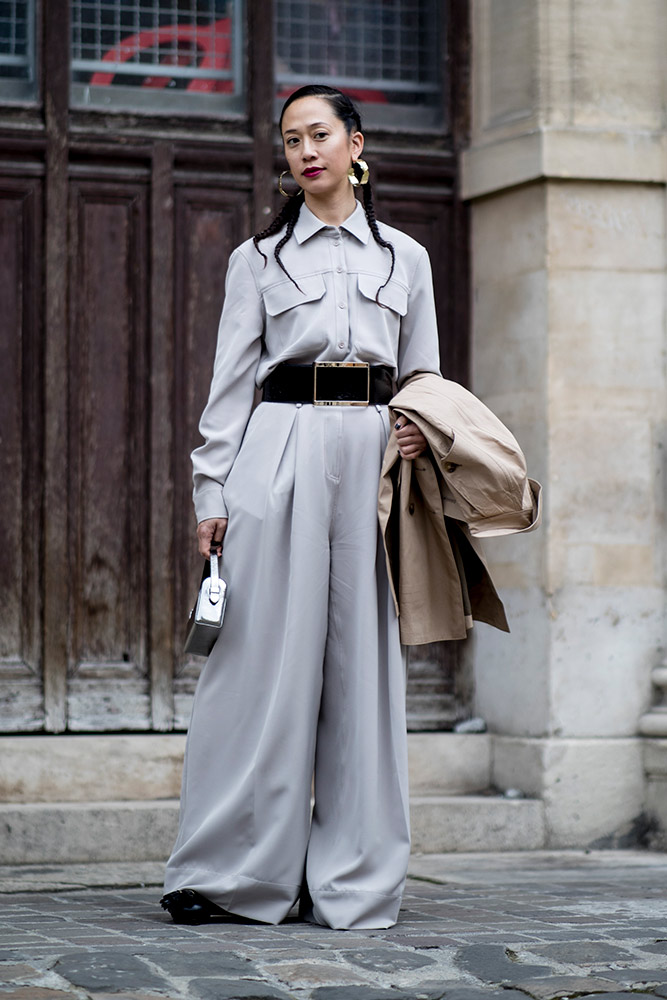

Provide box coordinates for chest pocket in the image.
[358,273,408,316]
[263,274,326,316]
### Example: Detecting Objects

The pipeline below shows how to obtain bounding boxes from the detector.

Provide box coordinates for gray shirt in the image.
[192,201,442,522]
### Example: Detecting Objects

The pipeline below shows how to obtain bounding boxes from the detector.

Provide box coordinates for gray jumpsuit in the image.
[164,201,442,929]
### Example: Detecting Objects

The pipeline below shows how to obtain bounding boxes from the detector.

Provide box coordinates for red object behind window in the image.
[90,19,232,92]
[89,19,387,104]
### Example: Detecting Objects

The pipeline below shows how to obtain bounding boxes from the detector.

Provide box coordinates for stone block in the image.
[541,739,645,847]
[461,130,667,200]
[264,962,369,987]
[547,182,665,272]
[542,129,666,184]
[527,942,632,964]
[0,800,179,864]
[549,415,657,545]
[53,952,168,994]
[471,0,539,138]
[340,949,436,973]
[0,735,186,804]
[512,978,635,1000]
[471,183,546,283]
[472,269,548,406]
[592,545,655,587]
[455,943,551,984]
[548,587,659,737]
[571,0,664,130]
[143,950,257,979]
[548,270,666,395]
[408,734,491,795]
[410,795,545,853]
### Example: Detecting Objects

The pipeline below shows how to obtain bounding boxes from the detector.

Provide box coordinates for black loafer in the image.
[160,888,227,924]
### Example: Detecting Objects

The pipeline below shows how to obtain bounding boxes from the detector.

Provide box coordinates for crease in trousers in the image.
[164,402,411,929]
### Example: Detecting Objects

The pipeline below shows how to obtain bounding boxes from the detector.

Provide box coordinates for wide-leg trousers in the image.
[164,402,411,929]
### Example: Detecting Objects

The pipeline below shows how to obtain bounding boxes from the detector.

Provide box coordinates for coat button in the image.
[445,461,458,473]
[408,502,415,515]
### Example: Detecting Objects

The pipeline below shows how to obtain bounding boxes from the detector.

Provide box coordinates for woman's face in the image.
[281,96,363,202]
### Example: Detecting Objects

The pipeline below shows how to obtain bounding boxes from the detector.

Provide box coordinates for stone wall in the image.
[463,0,667,846]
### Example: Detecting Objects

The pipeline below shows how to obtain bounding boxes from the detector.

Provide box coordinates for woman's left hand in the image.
[394,417,427,460]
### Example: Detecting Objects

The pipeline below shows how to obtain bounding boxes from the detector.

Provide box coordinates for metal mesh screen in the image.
[71,0,242,95]
[0,0,34,81]
[275,0,441,119]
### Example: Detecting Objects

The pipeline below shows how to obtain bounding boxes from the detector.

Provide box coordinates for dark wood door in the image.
[0,1,469,733]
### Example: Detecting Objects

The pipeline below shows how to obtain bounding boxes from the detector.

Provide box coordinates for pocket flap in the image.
[358,273,408,316]
[263,274,326,316]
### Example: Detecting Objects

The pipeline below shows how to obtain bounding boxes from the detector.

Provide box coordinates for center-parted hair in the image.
[253,85,396,302]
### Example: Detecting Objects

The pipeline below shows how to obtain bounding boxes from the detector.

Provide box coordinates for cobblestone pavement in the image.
[0,851,666,1000]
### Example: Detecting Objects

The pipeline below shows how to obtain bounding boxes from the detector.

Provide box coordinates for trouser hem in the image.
[305,888,404,930]
[164,866,301,926]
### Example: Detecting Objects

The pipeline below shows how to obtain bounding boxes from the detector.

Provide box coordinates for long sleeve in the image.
[397,248,442,384]
[191,247,264,523]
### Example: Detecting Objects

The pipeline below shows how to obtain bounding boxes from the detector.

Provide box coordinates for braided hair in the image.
[253,85,395,302]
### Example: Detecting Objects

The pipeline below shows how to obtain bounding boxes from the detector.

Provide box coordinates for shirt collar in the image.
[293,201,370,245]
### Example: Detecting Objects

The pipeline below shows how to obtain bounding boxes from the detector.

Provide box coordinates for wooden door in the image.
[0,0,470,733]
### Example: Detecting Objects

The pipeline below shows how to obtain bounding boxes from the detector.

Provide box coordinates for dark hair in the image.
[253,85,395,301]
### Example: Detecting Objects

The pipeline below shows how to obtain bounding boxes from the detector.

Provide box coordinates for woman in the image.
[161,85,442,931]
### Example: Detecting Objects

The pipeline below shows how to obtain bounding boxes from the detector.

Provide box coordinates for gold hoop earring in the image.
[348,158,370,187]
[279,170,292,198]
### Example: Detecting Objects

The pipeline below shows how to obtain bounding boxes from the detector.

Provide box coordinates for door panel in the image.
[0,180,44,731]
[67,182,151,730]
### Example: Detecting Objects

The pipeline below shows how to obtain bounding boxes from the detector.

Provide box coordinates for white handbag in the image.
[184,548,227,657]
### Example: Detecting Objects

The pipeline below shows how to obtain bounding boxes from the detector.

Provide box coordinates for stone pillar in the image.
[462,0,667,846]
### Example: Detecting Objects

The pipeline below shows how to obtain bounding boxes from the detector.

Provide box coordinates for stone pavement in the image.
[0,851,666,1000]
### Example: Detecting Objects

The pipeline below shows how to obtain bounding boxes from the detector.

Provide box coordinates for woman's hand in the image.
[197,517,228,558]
[394,418,427,460]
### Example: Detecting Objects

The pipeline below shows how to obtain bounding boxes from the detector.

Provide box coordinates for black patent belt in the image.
[262,362,394,406]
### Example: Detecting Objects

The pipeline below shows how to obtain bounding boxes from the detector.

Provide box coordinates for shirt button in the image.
[338,342,345,349]
[336,266,343,273]
[338,302,345,309]
[334,240,341,246]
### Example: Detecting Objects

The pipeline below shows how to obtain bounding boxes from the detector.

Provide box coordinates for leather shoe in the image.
[160,888,227,924]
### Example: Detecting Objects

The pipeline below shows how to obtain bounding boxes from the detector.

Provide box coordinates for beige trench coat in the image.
[378,373,542,645]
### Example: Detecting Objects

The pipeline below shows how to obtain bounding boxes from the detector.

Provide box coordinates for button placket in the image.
[329,228,348,355]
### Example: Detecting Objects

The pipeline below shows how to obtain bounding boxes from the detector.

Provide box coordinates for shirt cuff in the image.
[194,487,229,524]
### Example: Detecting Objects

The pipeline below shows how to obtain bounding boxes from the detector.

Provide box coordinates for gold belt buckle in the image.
[313,362,370,406]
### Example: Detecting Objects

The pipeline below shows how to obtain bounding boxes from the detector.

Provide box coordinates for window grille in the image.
[71,0,243,112]
[275,0,442,129]
[0,0,36,98]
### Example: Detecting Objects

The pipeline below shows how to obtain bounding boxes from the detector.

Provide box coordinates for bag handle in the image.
[208,545,221,604]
